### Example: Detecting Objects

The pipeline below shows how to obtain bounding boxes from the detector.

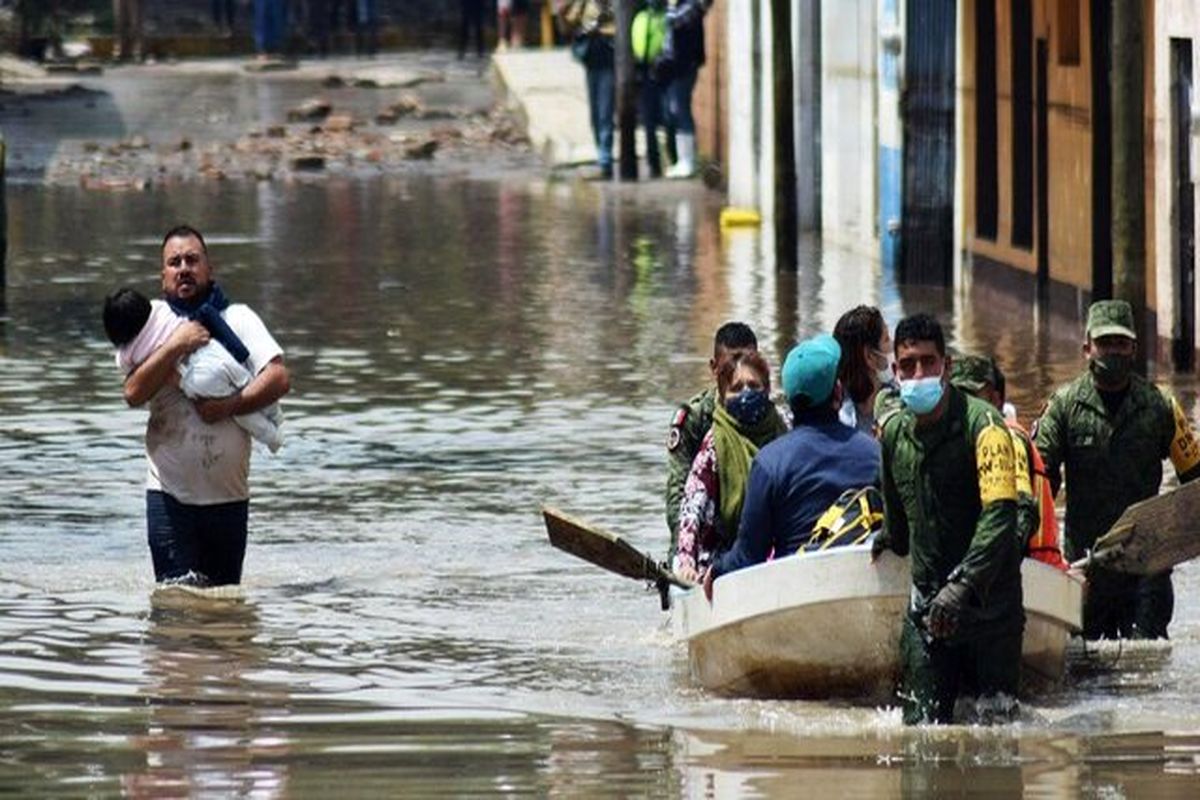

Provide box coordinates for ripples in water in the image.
[4,176,1200,794]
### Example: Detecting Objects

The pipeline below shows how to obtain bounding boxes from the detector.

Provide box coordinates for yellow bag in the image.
[803,487,884,552]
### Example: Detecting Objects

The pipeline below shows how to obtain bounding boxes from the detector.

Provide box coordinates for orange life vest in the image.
[1007,419,1069,571]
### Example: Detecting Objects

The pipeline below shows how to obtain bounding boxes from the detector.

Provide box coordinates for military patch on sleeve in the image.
[667,426,682,451]
[1169,397,1200,475]
[667,406,688,452]
[976,424,1018,505]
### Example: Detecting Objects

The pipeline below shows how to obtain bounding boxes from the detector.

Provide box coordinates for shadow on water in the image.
[0,85,127,182]
[2,173,1200,794]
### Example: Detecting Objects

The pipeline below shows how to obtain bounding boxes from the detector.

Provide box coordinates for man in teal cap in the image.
[872,313,1024,724]
[703,333,880,595]
[1034,299,1200,639]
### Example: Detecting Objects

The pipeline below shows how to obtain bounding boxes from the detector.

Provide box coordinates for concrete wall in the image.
[725,0,759,209]
[819,0,877,253]
[722,0,876,237]
[1152,0,1200,352]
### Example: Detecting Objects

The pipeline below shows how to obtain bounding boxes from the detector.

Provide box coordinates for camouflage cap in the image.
[1086,299,1137,340]
[949,354,997,393]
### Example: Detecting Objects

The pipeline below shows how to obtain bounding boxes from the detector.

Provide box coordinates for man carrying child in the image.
[105,225,290,587]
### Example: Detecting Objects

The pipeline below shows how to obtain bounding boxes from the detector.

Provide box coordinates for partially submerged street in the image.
[3,20,1200,800]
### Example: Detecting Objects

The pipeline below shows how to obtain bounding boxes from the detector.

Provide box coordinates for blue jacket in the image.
[711,408,881,578]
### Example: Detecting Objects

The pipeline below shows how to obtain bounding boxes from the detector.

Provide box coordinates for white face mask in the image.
[871,349,894,388]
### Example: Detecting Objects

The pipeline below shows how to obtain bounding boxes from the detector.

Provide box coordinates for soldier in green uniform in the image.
[1033,300,1200,640]
[872,314,1024,725]
[665,322,760,554]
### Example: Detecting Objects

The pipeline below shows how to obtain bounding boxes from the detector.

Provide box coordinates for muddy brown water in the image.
[2,70,1200,799]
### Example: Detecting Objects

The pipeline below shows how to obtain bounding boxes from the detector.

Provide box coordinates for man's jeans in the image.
[254,0,287,54]
[586,64,615,170]
[147,490,249,586]
[667,66,698,134]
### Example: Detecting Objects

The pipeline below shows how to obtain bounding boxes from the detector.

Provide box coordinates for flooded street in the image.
[3,176,1200,796]
[3,61,1200,797]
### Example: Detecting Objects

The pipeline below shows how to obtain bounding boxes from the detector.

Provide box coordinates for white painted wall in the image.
[726,0,758,209]
[758,0,776,220]
[819,0,878,255]
[1152,0,1200,356]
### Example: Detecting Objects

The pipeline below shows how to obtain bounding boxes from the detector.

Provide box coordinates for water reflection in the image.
[676,726,1200,798]
[2,175,1200,794]
[123,592,287,798]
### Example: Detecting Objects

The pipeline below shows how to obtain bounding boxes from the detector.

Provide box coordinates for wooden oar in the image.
[542,506,694,609]
[1072,479,1200,575]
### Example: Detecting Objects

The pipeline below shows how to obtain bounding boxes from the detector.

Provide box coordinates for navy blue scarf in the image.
[165,283,250,364]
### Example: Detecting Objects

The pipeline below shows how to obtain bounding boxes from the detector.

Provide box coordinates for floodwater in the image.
[3,137,1200,796]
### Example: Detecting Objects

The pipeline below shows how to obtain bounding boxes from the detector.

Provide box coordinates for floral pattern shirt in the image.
[672,430,726,574]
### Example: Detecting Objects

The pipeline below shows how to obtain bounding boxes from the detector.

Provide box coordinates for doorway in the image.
[1172,38,1195,370]
[1090,0,1113,297]
[900,0,956,285]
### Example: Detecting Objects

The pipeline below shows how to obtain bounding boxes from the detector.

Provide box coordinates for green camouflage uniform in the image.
[878,385,1024,725]
[950,355,1040,545]
[665,387,718,553]
[1034,371,1200,639]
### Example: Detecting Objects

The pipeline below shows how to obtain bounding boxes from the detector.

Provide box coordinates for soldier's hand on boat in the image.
[925,580,973,639]
[675,563,700,584]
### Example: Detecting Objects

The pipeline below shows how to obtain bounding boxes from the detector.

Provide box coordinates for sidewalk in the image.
[491,48,596,168]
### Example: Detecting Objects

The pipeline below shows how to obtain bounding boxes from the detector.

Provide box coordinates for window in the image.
[1058,0,1081,66]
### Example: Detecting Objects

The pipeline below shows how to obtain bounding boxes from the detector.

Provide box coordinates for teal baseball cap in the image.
[782,334,842,407]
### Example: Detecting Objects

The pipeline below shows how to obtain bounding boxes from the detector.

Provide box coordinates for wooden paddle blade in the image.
[542,506,689,588]
[1089,480,1200,575]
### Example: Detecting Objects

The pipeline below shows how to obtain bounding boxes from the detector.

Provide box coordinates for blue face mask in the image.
[899,375,945,415]
[725,389,771,427]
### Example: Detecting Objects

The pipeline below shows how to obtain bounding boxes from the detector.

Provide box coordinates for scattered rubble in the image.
[9,61,535,188]
[287,97,333,122]
[290,155,326,171]
[403,140,439,160]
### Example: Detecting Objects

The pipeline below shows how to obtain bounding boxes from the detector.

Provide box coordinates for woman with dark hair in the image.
[833,305,892,434]
[673,351,786,582]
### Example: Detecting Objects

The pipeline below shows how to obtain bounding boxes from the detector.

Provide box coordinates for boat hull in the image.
[673,547,1083,699]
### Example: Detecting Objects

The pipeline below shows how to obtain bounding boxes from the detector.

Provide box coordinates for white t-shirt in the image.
[132,303,283,505]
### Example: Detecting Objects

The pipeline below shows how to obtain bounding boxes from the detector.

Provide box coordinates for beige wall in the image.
[963,0,1158,309]
[693,0,728,168]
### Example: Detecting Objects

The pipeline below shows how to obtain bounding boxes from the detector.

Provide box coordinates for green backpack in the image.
[631,8,667,64]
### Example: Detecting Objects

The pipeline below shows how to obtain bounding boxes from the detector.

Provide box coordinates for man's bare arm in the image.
[194,357,290,424]
[123,321,210,407]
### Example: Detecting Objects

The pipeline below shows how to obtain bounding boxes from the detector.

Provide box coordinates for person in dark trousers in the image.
[561,0,615,179]
[1034,300,1200,639]
[662,0,709,177]
[253,0,287,57]
[459,0,486,59]
[211,0,236,33]
[113,0,143,62]
[119,226,291,587]
[634,0,668,176]
[873,313,1024,725]
[353,0,378,57]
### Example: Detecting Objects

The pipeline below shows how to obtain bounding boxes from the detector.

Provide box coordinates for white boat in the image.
[672,546,1084,699]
